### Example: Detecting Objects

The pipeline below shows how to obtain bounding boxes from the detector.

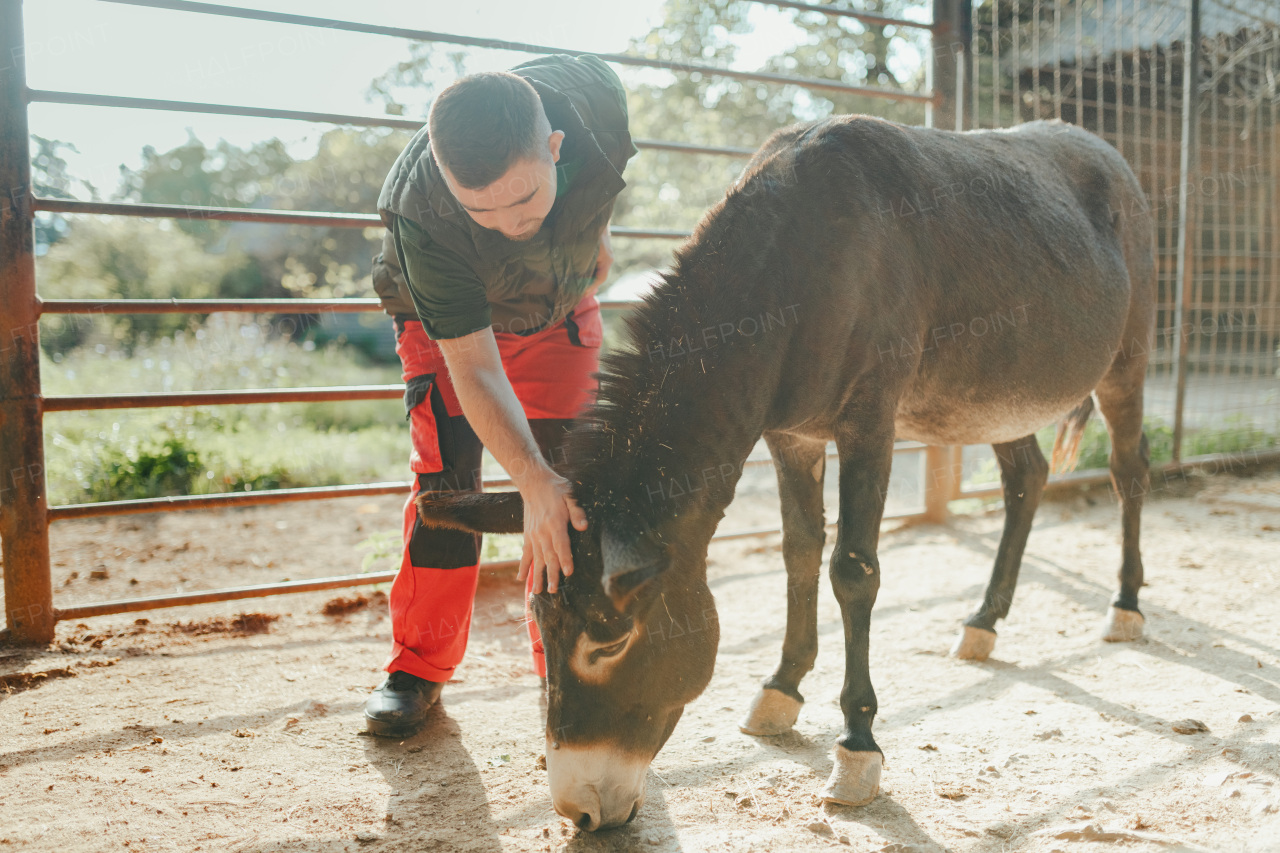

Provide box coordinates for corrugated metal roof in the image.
[994,0,1277,68]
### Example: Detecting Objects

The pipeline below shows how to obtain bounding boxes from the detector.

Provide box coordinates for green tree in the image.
[366,41,468,116]
[116,133,295,245]
[36,217,247,353]
[613,0,929,272]
[769,0,929,91]
[111,128,406,302]
[260,127,409,299]
[30,134,98,253]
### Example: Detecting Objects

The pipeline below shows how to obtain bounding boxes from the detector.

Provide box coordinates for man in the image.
[364,54,637,737]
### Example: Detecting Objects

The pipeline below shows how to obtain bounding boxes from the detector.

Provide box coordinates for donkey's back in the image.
[749,116,1154,448]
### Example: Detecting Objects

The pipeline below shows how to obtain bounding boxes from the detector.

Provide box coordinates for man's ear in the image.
[548,129,565,164]
[415,491,524,534]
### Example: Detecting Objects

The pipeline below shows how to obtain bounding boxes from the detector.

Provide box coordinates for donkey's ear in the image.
[600,526,670,611]
[415,491,524,534]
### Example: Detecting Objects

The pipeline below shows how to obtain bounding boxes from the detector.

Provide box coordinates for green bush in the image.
[963,414,1273,489]
[1045,417,1176,472]
[1182,415,1279,457]
[36,218,255,354]
[42,323,409,505]
[80,432,202,502]
[1041,415,1269,473]
[47,409,408,506]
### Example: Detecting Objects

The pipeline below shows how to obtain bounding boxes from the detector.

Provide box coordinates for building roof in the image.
[1001,0,1276,68]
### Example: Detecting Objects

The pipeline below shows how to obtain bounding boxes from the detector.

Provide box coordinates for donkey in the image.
[415,115,1155,830]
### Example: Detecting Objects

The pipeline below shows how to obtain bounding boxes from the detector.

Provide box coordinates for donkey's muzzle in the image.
[545,740,647,831]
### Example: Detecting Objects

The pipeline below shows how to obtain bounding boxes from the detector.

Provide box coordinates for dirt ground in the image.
[2,463,1279,853]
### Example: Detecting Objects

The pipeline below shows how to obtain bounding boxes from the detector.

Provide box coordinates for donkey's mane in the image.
[562,139,804,527]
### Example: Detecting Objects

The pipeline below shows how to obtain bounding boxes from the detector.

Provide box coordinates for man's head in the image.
[429,71,565,241]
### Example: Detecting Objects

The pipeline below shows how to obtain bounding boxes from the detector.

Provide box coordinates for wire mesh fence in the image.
[966,0,1279,489]
[1188,2,1280,447]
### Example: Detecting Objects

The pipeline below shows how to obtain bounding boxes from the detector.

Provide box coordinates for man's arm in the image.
[435,328,587,594]
[394,215,584,591]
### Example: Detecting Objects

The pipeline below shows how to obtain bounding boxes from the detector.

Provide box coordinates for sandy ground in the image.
[2,464,1280,853]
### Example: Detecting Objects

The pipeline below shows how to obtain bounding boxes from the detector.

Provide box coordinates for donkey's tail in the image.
[1050,395,1095,473]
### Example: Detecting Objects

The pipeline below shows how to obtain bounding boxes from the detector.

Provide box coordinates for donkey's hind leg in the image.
[952,433,1049,661]
[1095,360,1150,642]
[740,431,827,737]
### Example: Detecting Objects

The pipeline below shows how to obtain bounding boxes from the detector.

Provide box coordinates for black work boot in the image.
[364,671,443,738]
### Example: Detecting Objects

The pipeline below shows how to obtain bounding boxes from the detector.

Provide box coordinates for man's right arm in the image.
[434,329,587,593]
[393,215,586,592]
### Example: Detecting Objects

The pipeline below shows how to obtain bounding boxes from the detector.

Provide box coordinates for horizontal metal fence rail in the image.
[961,450,1280,500]
[51,567,483,621]
[41,297,386,314]
[45,444,939,622]
[48,446,932,522]
[25,90,759,159]
[35,197,378,227]
[744,0,934,30]
[31,198,694,240]
[39,298,646,315]
[43,385,405,412]
[100,0,934,103]
[48,482,413,522]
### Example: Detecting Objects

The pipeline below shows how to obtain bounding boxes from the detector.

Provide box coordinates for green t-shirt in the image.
[397,157,584,341]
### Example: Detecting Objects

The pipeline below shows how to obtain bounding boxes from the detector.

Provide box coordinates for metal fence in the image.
[2,0,1277,645]
[0,0,945,644]
[964,0,1280,484]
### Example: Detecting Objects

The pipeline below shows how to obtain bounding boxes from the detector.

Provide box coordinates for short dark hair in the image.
[428,72,547,189]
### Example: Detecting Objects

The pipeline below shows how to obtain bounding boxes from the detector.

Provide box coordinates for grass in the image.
[45,410,408,506]
[42,316,408,506]
[961,415,1277,489]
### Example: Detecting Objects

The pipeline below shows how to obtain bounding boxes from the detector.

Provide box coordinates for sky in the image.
[18,0,835,198]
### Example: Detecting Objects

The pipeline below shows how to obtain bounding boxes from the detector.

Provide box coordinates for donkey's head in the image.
[415,490,719,831]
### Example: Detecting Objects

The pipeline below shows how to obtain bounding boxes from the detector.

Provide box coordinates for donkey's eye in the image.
[588,638,628,664]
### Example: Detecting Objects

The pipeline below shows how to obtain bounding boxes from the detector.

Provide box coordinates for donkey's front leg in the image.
[822,419,895,807]
[740,431,828,736]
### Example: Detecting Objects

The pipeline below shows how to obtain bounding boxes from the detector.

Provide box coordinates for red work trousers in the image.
[383,297,601,683]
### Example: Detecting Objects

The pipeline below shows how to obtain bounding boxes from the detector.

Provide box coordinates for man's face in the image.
[441,130,564,242]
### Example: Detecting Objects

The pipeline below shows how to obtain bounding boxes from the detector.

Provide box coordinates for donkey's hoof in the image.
[951,626,997,661]
[739,687,802,736]
[1102,606,1144,642]
[820,746,881,806]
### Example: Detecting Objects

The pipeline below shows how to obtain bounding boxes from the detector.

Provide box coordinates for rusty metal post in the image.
[923,445,958,523]
[1171,0,1200,462]
[0,0,54,644]
[932,0,972,132]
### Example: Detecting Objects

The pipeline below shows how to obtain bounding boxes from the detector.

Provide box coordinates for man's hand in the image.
[587,227,614,299]
[516,468,589,594]
[436,328,588,593]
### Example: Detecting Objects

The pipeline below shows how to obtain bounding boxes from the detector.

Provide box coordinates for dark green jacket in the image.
[373,54,637,338]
